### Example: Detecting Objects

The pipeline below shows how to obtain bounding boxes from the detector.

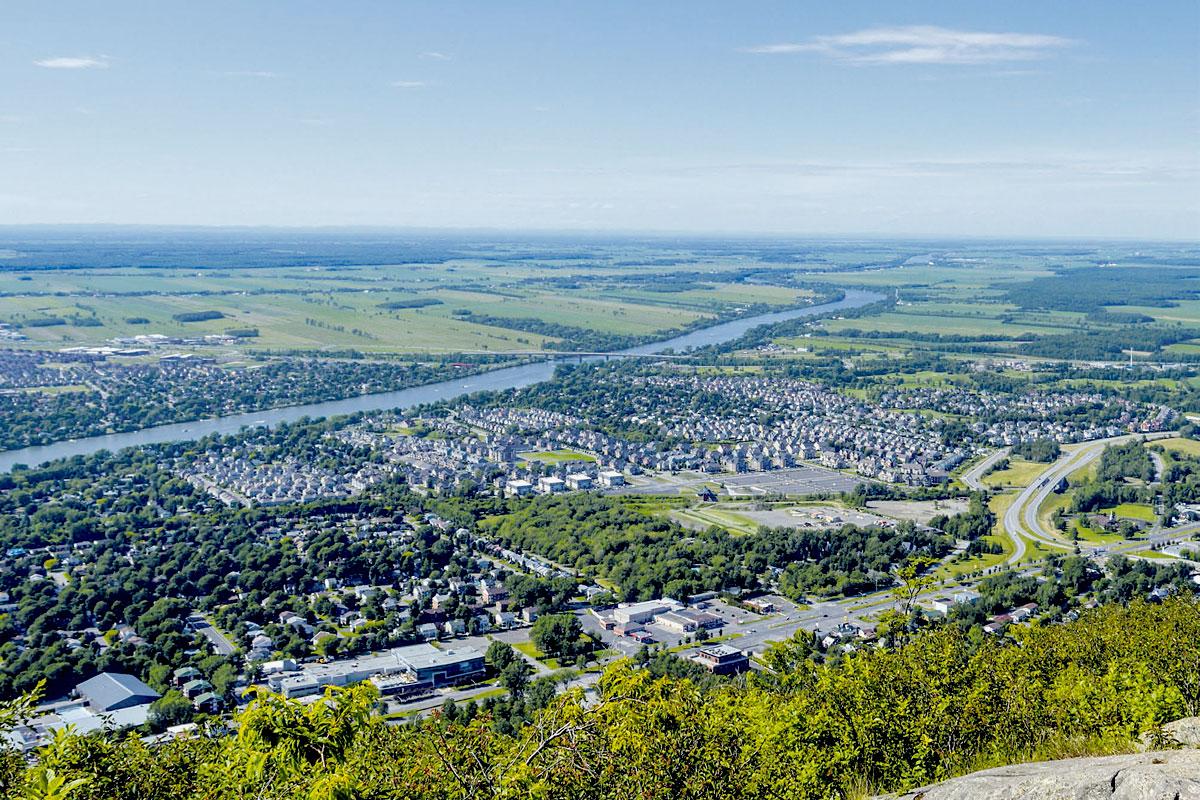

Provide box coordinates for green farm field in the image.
[0,261,809,354]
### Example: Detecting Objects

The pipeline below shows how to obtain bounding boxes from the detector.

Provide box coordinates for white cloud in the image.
[419,51,451,61]
[221,70,278,79]
[33,56,109,70]
[392,80,429,88]
[743,26,1074,65]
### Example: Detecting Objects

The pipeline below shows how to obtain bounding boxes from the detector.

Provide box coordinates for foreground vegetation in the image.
[5,597,1200,800]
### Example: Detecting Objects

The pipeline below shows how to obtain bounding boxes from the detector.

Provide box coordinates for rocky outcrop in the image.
[883,749,1200,800]
[1164,717,1200,749]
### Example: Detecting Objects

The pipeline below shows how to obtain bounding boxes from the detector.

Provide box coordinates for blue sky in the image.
[3,2,1198,237]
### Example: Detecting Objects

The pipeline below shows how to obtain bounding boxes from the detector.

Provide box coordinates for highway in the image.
[1002,432,1179,565]
[960,447,1011,492]
[405,431,1190,719]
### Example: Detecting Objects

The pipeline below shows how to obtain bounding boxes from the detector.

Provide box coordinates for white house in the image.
[598,470,626,487]
[537,476,565,494]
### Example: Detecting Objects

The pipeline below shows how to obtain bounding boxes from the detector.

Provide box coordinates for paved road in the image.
[400,431,1190,717]
[1006,445,1099,562]
[1002,432,1178,564]
[960,448,1010,491]
[188,612,237,656]
[1107,522,1200,561]
[1150,450,1166,484]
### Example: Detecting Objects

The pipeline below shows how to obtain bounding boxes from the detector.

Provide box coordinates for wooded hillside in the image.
[5,596,1200,800]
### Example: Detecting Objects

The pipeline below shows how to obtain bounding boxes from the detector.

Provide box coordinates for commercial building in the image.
[612,599,681,626]
[270,643,485,699]
[692,645,750,675]
[5,673,162,753]
[654,611,698,634]
[76,673,160,713]
[678,608,723,630]
[743,598,776,614]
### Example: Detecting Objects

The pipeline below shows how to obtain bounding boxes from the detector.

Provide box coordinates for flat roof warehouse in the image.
[268,643,485,699]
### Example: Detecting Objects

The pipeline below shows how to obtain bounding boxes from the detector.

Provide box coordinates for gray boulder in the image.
[1165,717,1200,749]
[883,750,1200,800]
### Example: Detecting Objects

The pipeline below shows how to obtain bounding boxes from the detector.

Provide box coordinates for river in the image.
[0,289,882,471]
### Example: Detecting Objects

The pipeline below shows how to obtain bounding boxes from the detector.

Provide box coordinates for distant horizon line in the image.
[0,223,1195,245]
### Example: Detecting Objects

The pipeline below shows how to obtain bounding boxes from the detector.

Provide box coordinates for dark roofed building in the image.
[76,672,160,712]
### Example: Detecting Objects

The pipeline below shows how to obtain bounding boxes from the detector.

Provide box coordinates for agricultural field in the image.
[593,283,814,311]
[774,244,1200,363]
[1108,299,1200,327]
[822,309,1069,339]
[421,289,707,335]
[0,254,824,356]
[0,280,716,354]
[0,289,563,353]
[6,235,1198,365]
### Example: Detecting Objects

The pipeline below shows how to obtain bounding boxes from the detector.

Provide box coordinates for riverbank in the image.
[0,289,883,472]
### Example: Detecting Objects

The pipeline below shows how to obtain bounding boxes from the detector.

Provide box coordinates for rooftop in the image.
[76,672,160,713]
[697,644,743,658]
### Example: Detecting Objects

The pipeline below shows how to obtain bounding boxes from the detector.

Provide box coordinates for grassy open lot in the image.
[670,506,761,535]
[981,457,1048,489]
[617,496,693,517]
[1127,548,1177,561]
[1157,438,1200,458]
[513,636,604,670]
[936,494,1015,578]
[875,369,969,388]
[1071,520,1123,544]
[0,384,90,395]
[1033,492,1124,545]
[1055,377,1189,391]
[517,449,596,464]
[1102,503,1156,523]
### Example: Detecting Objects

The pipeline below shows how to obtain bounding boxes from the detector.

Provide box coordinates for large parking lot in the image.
[579,596,794,658]
[720,466,865,497]
[611,465,865,499]
[732,505,889,529]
